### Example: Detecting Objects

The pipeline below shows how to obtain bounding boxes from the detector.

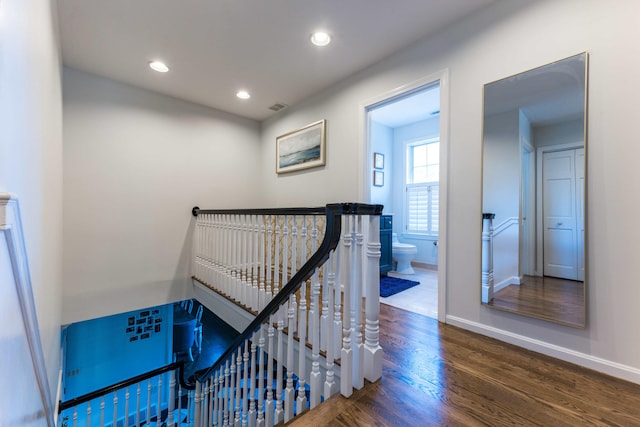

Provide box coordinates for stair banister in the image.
[189,203,383,387]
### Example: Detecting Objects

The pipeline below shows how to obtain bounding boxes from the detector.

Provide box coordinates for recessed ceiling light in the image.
[236,90,251,100]
[310,31,331,47]
[149,61,169,73]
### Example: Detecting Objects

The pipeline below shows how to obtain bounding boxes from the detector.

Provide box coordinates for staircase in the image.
[58,203,384,426]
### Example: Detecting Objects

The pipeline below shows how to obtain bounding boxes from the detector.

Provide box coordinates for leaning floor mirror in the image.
[481,52,588,328]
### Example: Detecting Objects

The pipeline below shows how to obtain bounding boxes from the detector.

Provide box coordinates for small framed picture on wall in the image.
[373,170,384,187]
[374,152,384,169]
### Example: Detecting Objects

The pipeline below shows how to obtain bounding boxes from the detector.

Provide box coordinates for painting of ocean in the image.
[276,120,326,173]
[279,145,321,168]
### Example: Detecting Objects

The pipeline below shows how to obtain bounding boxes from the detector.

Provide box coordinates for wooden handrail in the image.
[58,361,186,413]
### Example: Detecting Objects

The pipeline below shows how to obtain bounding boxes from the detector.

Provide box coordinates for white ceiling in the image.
[370,84,441,128]
[57,0,495,122]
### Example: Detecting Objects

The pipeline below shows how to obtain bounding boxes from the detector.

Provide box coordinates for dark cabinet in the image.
[380,215,392,276]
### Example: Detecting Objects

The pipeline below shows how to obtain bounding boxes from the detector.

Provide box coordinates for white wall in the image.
[534,118,583,148]
[260,0,640,383]
[62,68,262,324]
[0,0,63,420]
[369,121,393,212]
[483,109,520,284]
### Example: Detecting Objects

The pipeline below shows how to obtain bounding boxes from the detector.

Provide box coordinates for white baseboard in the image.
[494,275,520,292]
[446,315,640,385]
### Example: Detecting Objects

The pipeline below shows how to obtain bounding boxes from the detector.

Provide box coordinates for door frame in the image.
[535,141,584,276]
[520,136,535,277]
[358,69,450,323]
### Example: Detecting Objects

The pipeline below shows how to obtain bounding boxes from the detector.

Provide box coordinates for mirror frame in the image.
[480,52,589,328]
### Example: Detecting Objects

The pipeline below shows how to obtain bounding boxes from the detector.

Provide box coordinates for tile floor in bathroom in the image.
[380,267,438,319]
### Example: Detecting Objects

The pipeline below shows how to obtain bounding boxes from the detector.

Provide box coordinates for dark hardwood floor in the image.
[288,304,640,426]
[487,275,585,328]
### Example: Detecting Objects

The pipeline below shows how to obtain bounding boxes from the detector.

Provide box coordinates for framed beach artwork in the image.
[276,120,326,173]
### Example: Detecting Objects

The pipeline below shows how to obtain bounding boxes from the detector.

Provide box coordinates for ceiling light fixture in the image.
[149,61,169,73]
[310,31,331,47]
[236,90,251,100]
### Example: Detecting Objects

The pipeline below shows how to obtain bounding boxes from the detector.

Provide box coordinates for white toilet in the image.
[392,233,418,274]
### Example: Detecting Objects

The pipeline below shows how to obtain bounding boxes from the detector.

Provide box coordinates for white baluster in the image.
[265,218,273,305]
[188,388,195,427]
[203,381,208,427]
[282,215,289,289]
[341,215,353,397]
[224,360,231,426]
[242,214,249,307]
[213,213,219,285]
[136,382,141,427]
[273,219,280,297]
[85,401,90,427]
[265,319,275,427]
[352,215,364,390]
[157,375,163,426]
[213,371,220,427]
[242,341,250,427]
[284,296,295,422]
[229,346,237,427]
[194,382,202,427]
[256,327,265,427]
[168,372,176,427]
[248,337,257,427]
[99,396,104,427]
[223,214,230,294]
[124,387,130,427]
[235,214,242,302]
[113,390,118,427]
[320,262,329,352]
[296,217,308,414]
[290,216,298,333]
[252,216,260,311]
[147,379,152,425]
[309,216,322,408]
[258,216,266,310]
[324,250,338,398]
[275,314,284,424]
[235,349,243,426]
[73,406,77,427]
[309,267,322,409]
[333,238,343,359]
[365,214,383,382]
[177,384,183,427]
[481,213,495,303]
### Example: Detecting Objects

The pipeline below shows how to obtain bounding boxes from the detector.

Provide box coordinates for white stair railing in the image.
[58,362,189,427]
[190,203,384,426]
[57,203,383,427]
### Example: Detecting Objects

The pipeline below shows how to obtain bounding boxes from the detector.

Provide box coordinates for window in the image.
[406,139,439,235]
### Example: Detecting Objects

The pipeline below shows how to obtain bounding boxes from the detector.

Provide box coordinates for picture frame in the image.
[374,152,384,169]
[276,120,326,173]
[373,170,384,187]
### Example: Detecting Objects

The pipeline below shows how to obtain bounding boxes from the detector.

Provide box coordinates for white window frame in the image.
[405,137,440,236]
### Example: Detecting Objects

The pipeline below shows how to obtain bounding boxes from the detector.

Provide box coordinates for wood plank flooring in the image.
[487,275,585,328]
[287,304,640,426]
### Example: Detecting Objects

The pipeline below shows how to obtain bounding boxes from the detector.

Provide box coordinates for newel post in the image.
[364,214,383,382]
[481,213,495,304]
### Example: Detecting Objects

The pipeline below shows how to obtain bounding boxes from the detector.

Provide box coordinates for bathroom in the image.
[368,82,441,318]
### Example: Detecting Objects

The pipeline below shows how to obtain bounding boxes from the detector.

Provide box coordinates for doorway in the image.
[361,71,448,322]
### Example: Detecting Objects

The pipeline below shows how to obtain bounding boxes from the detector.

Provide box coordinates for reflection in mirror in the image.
[481,53,588,328]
